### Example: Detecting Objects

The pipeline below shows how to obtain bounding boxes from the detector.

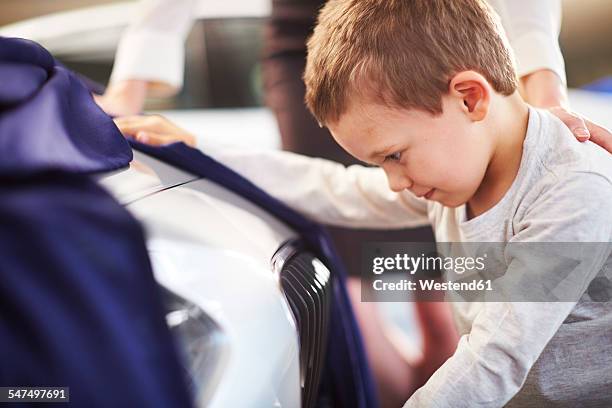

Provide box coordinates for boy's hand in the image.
[113,114,197,147]
[549,106,612,154]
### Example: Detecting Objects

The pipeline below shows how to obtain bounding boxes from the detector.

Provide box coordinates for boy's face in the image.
[327,97,493,207]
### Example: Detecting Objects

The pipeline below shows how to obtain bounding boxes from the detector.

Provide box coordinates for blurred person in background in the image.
[95,0,612,406]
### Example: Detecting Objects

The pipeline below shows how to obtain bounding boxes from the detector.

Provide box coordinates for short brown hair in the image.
[304,0,518,124]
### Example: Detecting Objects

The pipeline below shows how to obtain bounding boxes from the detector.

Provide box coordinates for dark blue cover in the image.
[130,141,379,408]
[0,35,376,408]
[0,37,191,407]
[0,38,132,176]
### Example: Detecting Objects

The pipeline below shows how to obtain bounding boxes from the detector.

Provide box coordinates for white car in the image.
[99,149,331,408]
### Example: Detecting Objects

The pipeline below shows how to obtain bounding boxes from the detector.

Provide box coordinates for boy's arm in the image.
[405,302,577,407]
[405,172,612,407]
[200,142,430,229]
[113,115,430,228]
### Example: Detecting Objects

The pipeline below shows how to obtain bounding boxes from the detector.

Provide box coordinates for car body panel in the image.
[99,151,302,407]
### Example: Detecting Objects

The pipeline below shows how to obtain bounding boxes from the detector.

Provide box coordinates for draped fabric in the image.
[0,37,191,407]
[0,38,132,176]
[130,140,379,408]
[0,36,376,407]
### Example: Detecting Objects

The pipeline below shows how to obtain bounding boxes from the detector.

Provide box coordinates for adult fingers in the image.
[133,130,196,147]
[133,130,173,146]
[549,107,591,142]
[114,115,166,136]
[585,119,612,154]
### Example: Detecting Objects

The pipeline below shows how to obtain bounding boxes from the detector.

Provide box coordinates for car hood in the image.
[98,149,297,267]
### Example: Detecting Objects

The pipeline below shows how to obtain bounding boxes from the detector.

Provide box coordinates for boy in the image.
[302,2,612,406]
[116,0,612,405]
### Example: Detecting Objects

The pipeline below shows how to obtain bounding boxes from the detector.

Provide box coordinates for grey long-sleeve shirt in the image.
[202,108,612,406]
[409,108,612,407]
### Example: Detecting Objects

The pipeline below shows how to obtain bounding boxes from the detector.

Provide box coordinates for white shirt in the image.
[110,0,197,96]
[201,108,612,406]
[110,0,566,95]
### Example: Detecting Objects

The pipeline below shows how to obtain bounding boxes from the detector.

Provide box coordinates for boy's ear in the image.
[449,71,491,121]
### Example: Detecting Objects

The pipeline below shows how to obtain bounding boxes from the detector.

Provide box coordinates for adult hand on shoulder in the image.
[548,106,612,154]
[521,69,612,154]
[114,114,197,147]
[94,80,148,117]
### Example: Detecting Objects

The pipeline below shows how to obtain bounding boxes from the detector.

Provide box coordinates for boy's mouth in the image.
[414,188,435,199]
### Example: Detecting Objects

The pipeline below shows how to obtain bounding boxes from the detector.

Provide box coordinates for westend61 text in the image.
[373,279,493,292]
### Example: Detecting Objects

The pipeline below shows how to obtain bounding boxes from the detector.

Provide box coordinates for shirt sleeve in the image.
[109,0,197,96]
[199,142,430,229]
[489,0,566,84]
[404,171,612,407]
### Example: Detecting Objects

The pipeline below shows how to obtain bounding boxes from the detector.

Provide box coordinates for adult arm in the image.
[95,0,197,116]
[490,0,566,106]
[490,0,612,150]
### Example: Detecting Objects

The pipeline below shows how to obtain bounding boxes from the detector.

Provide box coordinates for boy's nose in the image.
[387,173,413,193]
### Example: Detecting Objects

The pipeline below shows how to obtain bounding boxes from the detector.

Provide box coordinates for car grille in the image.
[272,240,332,408]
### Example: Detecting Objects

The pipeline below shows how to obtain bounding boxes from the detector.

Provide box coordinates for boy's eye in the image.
[384,152,402,162]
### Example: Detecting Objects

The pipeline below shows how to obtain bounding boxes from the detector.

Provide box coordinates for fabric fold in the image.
[0,37,132,176]
[1,37,190,407]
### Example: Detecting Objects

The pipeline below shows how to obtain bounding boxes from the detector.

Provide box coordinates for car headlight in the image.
[161,287,229,407]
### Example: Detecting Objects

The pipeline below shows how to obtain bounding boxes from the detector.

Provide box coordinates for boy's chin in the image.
[434,194,468,208]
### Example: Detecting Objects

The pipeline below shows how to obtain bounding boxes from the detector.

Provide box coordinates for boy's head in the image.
[304,0,523,207]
